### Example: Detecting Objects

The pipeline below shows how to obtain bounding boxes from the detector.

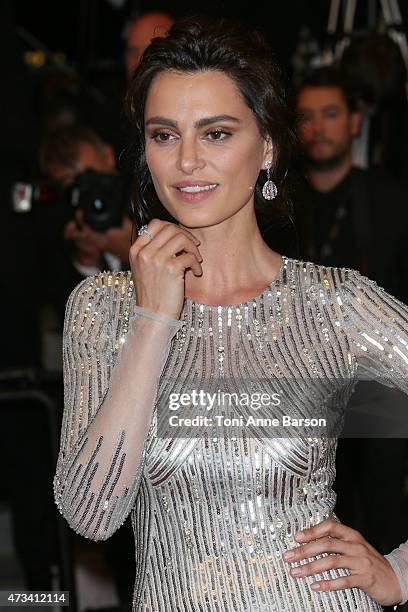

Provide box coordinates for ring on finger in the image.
[137,224,154,242]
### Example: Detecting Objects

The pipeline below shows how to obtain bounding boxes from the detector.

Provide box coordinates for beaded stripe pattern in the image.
[54,256,408,611]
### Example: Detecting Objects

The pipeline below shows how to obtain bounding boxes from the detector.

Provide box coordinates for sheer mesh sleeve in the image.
[384,541,408,605]
[53,272,183,541]
[342,269,408,604]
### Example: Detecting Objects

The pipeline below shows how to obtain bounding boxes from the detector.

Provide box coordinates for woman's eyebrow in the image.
[145,117,177,128]
[195,115,241,128]
[145,114,241,128]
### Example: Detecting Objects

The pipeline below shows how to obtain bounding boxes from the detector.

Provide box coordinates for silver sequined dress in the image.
[54,256,408,611]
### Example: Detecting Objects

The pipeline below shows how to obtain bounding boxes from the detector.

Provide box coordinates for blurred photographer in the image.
[124,11,174,81]
[40,125,133,283]
[82,11,175,157]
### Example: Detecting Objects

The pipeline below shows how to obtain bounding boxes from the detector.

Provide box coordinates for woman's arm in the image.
[341,271,408,600]
[341,268,408,393]
[283,269,408,605]
[53,272,183,541]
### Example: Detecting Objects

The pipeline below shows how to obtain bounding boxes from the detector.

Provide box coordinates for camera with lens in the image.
[68,170,130,232]
[12,170,131,232]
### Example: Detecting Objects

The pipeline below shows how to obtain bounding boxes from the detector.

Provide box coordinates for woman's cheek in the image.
[145,152,165,192]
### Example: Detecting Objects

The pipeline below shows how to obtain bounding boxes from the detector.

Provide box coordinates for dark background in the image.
[13,0,408,80]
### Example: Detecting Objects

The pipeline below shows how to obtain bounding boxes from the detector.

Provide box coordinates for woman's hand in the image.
[283,518,402,606]
[130,218,203,321]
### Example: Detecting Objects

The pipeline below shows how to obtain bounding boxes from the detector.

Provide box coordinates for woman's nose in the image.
[176,139,205,174]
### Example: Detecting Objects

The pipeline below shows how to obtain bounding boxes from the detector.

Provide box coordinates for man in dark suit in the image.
[294,66,408,557]
[295,67,408,302]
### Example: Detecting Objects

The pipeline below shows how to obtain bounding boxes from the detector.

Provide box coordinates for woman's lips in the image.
[173,183,219,203]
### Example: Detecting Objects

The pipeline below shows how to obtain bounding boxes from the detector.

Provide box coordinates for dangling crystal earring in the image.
[262,160,278,200]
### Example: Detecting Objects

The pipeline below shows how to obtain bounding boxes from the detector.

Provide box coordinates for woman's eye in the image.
[151,131,177,143]
[206,129,231,141]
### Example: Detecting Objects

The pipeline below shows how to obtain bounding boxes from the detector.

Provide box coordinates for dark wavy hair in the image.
[125,15,298,238]
[297,66,358,113]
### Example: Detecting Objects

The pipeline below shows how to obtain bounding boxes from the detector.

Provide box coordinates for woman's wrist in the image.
[384,552,407,605]
[133,304,183,329]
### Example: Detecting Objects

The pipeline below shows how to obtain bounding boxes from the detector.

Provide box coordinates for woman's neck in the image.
[182,214,282,305]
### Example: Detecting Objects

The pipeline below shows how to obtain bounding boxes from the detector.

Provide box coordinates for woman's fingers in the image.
[172,252,203,277]
[160,232,203,262]
[289,553,358,578]
[309,575,356,592]
[294,519,361,544]
[282,519,403,606]
[307,557,403,605]
[133,232,202,272]
[132,220,200,255]
[147,219,200,246]
[131,221,203,274]
[284,537,365,562]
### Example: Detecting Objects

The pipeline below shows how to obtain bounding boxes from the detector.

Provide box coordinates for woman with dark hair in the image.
[54,16,408,610]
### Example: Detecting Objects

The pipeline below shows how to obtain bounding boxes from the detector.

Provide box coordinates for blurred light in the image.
[23,50,66,69]
[24,50,46,67]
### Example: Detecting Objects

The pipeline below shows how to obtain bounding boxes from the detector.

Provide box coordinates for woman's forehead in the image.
[145,70,251,121]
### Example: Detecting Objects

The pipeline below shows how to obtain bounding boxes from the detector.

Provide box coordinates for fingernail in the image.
[311,583,321,590]
[283,551,295,561]
[295,532,305,541]
[291,568,302,577]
